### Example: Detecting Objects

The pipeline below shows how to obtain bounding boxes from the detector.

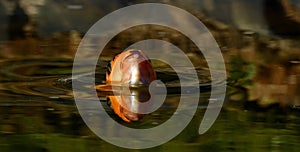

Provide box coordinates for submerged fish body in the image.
[105,49,156,122]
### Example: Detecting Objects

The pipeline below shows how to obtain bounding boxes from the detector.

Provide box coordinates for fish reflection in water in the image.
[106,88,151,122]
[96,49,157,122]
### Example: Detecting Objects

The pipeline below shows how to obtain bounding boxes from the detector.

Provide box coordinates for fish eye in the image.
[106,97,111,107]
[106,61,112,75]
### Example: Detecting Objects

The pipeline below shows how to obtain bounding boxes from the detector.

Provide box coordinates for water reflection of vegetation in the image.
[1,105,300,152]
[228,56,255,87]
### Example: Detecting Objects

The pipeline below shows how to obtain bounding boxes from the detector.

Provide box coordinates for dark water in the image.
[0,56,300,152]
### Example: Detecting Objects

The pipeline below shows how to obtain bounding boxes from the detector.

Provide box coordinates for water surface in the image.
[0,54,299,152]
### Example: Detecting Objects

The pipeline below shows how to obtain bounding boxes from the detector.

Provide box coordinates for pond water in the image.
[0,53,300,152]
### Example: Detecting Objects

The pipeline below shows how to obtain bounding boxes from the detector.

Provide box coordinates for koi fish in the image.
[99,49,156,122]
[106,49,156,85]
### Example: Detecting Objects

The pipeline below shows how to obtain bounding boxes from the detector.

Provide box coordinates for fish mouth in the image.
[122,108,143,122]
